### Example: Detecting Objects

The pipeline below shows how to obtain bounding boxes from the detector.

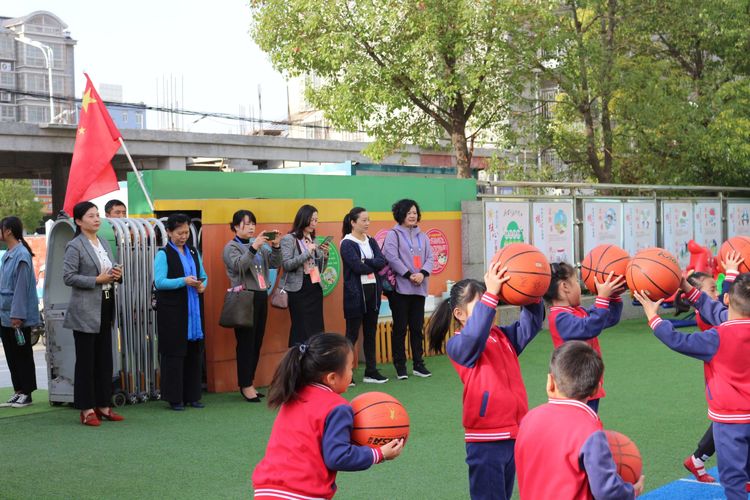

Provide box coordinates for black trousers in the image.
[389,292,426,370]
[0,326,37,395]
[234,292,268,388]
[345,284,379,373]
[287,274,324,347]
[73,292,114,410]
[695,423,716,459]
[161,340,203,404]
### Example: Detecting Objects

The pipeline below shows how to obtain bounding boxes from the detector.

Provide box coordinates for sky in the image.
[6,0,290,133]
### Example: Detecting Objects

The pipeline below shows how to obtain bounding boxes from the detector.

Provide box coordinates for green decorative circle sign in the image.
[317,236,340,297]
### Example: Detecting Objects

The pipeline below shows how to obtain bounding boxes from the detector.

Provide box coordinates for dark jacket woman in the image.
[154,213,208,410]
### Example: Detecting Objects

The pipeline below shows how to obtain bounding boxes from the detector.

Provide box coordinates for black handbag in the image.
[219,267,255,329]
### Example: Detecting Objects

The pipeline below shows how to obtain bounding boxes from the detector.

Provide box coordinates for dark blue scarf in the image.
[169,241,203,341]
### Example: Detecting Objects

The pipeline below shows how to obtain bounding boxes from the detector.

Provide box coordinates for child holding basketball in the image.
[252,333,404,499]
[515,341,643,499]
[676,251,743,483]
[635,273,750,500]
[545,263,626,413]
[426,261,545,500]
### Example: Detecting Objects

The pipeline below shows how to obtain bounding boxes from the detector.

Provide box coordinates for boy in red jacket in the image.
[515,341,643,499]
[635,273,750,500]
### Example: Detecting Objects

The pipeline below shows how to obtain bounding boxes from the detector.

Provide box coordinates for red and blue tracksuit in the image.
[252,383,384,499]
[446,292,545,500]
[515,398,635,499]
[649,287,750,500]
[548,295,623,412]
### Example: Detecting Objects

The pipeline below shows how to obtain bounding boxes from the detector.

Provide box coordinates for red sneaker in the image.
[683,456,716,483]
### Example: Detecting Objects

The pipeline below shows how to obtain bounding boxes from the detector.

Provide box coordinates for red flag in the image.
[63,73,122,216]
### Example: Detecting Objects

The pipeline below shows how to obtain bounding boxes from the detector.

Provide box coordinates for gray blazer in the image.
[62,233,117,333]
[223,239,281,292]
[279,234,327,293]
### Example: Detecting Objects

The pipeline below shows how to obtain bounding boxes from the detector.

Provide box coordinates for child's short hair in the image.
[543,262,577,304]
[728,274,750,317]
[549,341,604,401]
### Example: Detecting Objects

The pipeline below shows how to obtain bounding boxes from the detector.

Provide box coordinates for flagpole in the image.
[118,137,155,213]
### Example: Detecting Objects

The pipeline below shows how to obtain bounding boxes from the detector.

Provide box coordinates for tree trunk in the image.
[599,0,616,184]
[451,115,472,179]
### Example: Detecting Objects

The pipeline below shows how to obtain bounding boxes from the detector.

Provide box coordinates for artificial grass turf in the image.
[0,318,712,499]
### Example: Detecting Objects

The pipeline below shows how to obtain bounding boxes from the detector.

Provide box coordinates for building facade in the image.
[0,11,76,124]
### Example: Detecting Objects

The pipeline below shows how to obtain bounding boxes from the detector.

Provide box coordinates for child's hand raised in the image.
[722,250,744,274]
[633,290,664,320]
[484,261,510,296]
[594,271,626,298]
[380,438,405,460]
[634,475,645,496]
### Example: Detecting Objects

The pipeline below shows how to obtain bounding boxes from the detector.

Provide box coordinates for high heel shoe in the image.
[95,408,125,421]
[80,411,101,427]
[240,389,261,403]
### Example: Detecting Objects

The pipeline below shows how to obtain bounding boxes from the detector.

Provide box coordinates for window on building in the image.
[0,36,13,59]
[135,113,144,128]
[24,105,49,123]
[0,69,13,90]
[0,91,11,103]
[23,45,46,68]
[122,112,128,123]
[0,105,15,121]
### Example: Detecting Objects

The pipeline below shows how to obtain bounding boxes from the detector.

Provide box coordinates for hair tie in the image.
[298,343,308,355]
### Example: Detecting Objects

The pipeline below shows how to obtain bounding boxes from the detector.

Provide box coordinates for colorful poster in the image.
[694,202,722,255]
[727,202,750,238]
[317,236,340,297]
[623,202,656,255]
[426,228,449,274]
[662,202,694,268]
[583,202,623,255]
[484,202,530,266]
[531,202,574,263]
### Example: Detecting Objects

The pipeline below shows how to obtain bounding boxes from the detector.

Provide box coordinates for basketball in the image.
[625,248,681,301]
[605,430,642,484]
[581,245,631,294]
[351,392,410,448]
[717,236,750,274]
[490,243,551,305]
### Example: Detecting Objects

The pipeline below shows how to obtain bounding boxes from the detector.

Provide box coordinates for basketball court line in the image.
[641,467,745,499]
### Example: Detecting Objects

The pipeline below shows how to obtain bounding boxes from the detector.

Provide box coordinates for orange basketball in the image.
[581,245,631,294]
[351,392,410,448]
[605,430,642,484]
[717,236,750,274]
[625,248,681,301]
[490,243,551,305]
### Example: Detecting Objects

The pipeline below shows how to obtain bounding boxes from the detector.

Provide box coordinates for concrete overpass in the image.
[0,122,494,212]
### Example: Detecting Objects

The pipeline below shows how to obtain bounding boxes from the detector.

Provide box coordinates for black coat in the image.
[156,244,205,356]
[340,237,386,319]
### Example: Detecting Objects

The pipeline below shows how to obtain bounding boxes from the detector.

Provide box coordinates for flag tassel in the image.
[118,137,155,213]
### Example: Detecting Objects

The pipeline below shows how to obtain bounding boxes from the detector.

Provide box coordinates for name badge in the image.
[362,273,377,285]
[257,273,267,289]
[413,255,422,269]
[310,266,321,284]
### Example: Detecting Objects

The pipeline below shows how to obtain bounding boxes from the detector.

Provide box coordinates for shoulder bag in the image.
[219,259,255,328]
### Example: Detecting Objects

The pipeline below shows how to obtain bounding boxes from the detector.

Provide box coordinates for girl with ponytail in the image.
[0,216,40,408]
[425,262,545,500]
[253,333,403,498]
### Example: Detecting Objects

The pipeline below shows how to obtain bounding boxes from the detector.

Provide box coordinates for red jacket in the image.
[516,399,634,499]
[548,296,623,400]
[446,292,545,442]
[253,383,382,499]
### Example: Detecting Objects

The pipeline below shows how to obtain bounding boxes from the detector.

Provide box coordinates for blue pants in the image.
[465,440,516,500]
[587,398,600,413]
[713,422,750,500]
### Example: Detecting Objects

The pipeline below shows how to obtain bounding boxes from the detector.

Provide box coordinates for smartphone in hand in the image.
[263,230,279,241]
[319,235,334,247]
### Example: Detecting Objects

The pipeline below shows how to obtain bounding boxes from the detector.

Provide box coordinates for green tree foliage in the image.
[0,180,44,233]
[251,0,530,178]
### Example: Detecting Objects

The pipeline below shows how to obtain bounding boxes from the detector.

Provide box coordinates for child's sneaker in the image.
[11,394,32,408]
[363,371,389,384]
[683,455,715,483]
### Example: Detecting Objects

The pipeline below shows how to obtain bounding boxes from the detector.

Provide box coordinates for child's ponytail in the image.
[267,333,352,408]
[426,279,487,354]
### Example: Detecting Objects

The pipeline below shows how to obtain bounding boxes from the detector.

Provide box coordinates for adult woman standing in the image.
[383,199,433,380]
[154,213,208,411]
[223,209,281,402]
[280,204,329,347]
[340,207,388,384]
[63,201,124,426]
[0,216,40,408]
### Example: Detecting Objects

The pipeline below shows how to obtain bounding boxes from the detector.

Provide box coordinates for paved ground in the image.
[0,340,47,390]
